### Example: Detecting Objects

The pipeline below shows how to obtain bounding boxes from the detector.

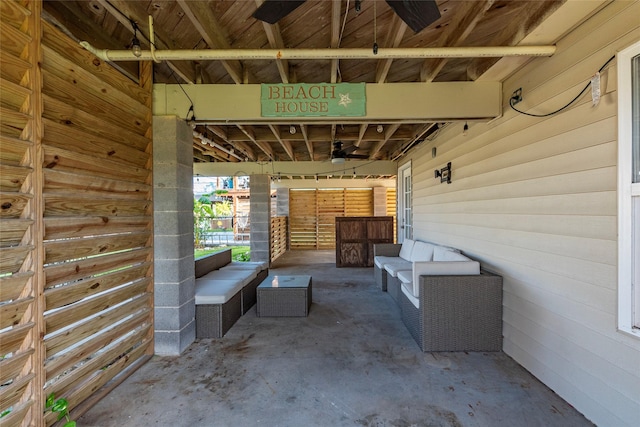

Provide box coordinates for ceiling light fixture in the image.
[289,125,296,134]
[377,124,384,133]
[131,25,142,58]
[315,174,319,182]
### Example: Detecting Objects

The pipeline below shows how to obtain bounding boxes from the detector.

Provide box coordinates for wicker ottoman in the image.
[256,275,312,317]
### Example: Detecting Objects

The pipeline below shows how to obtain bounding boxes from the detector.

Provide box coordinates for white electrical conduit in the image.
[79,43,555,62]
[194,131,244,161]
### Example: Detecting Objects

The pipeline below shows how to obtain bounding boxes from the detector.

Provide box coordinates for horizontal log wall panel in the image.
[0,192,32,218]
[0,297,34,329]
[0,105,30,136]
[44,232,151,265]
[41,46,149,124]
[42,72,149,137]
[0,78,32,111]
[45,295,151,360]
[0,135,31,165]
[0,0,30,28]
[44,281,150,335]
[0,17,31,56]
[0,245,34,274]
[0,50,31,86]
[42,21,150,108]
[0,373,35,414]
[0,163,32,191]
[0,349,34,386]
[0,218,33,247]
[48,325,150,398]
[0,322,33,356]
[45,247,151,287]
[43,119,150,167]
[43,193,150,217]
[44,169,152,199]
[45,263,151,309]
[43,145,150,183]
[44,216,151,240]
[0,272,32,301]
[45,341,150,426]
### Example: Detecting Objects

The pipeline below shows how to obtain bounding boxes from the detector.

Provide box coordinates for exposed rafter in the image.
[268,125,295,161]
[330,0,343,84]
[237,125,274,160]
[376,15,408,83]
[369,123,400,159]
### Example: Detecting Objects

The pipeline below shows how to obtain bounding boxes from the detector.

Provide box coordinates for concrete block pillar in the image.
[153,116,195,355]
[276,187,289,216]
[250,174,271,263]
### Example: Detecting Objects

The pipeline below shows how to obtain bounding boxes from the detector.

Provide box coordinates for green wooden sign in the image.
[261,83,366,117]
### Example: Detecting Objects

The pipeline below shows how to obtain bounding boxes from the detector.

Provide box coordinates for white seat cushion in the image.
[195,279,243,304]
[401,281,419,308]
[397,269,412,284]
[398,239,415,261]
[384,261,412,277]
[374,255,402,269]
[201,269,254,286]
[410,241,436,262]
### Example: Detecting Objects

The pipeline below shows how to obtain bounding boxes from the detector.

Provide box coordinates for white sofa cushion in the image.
[411,259,480,297]
[433,245,464,261]
[401,280,420,309]
[410,241,436,262]
[195,279,243,304]
[398,239,415,261]
[201,269,254,286]
[374,255,403,269]
[384,261,413,277]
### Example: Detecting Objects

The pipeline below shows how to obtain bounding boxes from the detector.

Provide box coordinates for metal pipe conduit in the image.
[80,42,556,62]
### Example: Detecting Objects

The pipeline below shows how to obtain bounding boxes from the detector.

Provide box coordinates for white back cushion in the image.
[433,246,465,261]
[398,239,415,260]
[410,241,436,262]
[411,260,480,297]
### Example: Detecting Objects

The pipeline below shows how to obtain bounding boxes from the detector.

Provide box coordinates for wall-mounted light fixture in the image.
[434,162,452,184]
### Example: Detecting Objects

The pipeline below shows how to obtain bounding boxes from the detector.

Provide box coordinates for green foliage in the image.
[193,196,214,249]
[212,200,232,218]
[1,408,12,418]
[234,250,251,262]
[45,393,76,427]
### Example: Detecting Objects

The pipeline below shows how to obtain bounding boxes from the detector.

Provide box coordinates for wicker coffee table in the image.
[256,275,312,317]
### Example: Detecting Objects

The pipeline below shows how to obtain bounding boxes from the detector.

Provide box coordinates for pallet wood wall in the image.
[290,189,381,249]
[1,3,154,425]
[270,216,287,262]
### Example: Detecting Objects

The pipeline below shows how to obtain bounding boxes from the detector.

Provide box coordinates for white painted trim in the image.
[398,161,412,243]
[617,40,640,337]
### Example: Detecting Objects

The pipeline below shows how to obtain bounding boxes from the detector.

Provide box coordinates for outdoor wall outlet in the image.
[511,88,523,105]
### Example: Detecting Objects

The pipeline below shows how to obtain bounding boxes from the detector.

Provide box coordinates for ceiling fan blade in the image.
[253,0,307,24]
[346,153,369,159]
[385,0,441,33]
[342,145,359,154]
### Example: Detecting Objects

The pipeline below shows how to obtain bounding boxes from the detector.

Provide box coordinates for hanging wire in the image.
[509,55,616,118]
[372,0,378,54]
[168,69,196,121]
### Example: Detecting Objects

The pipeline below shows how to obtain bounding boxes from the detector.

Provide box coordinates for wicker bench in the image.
[194,249,268,338]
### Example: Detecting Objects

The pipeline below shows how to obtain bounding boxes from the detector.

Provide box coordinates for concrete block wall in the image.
[250,174,271,263]
[153,116,195,355]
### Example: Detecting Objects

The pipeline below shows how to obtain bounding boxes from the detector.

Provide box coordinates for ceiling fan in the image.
[253,0,441,34]
[331,141,369,164]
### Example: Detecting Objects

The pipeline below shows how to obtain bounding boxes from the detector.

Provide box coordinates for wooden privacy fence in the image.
[270,216,287,262]
[289,188,396,250]
[1,3,154,425]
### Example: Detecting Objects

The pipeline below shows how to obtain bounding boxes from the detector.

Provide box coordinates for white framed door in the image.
[398,161,412,242]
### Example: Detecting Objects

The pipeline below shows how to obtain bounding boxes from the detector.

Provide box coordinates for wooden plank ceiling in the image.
[42,0,565,168]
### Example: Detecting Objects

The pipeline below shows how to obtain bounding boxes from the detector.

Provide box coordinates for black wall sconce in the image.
[434,162,452,184]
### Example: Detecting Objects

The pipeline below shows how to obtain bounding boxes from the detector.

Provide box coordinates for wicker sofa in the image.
[374,240,503,352]
[194,249,268,338]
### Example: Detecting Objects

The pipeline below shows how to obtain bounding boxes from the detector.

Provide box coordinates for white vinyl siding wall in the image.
[399,2,640,426]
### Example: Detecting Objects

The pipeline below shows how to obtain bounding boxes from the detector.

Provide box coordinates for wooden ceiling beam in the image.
[96,0,194,84]
[355,123,368,147]
[421,0,495,82]
[206,125,256,161]
[300,124,314,161]
[330,0,343,83]
[237,125,274,160]
[376,15,408,83]
[176,0,246,84]
[255,0,289,84]
[369,123,400,159]
[467,0,564,80]
[268,125,296,161]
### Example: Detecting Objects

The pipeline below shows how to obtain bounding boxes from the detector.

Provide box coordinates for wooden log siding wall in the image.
[1,3,154,424]
[290,188,392,249]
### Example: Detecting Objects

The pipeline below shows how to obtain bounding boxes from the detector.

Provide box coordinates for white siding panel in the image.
[403,2,640,425]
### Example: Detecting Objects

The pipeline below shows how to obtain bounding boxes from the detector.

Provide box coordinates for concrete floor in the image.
[78,250,593,427]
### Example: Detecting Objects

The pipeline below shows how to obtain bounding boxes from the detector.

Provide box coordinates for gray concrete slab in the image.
[78,250,593,427]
